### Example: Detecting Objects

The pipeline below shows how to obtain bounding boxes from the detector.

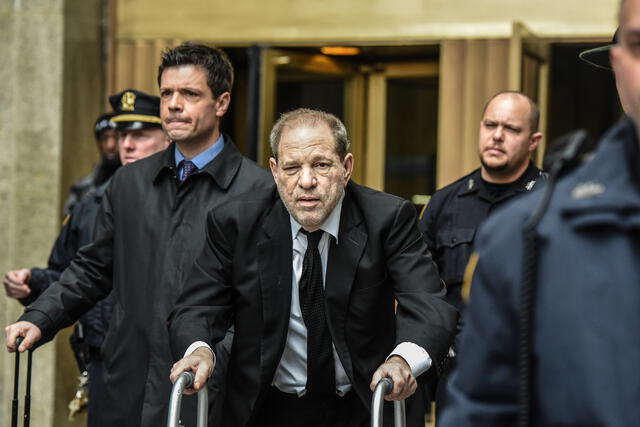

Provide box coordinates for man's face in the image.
[269,123,353,231]
[612,0,640,120]
[159,65,230,145]
[97,129,118,160]
[478,94,541,181]
[118,128,170,165]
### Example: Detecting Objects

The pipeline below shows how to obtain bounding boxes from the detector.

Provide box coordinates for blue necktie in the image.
[179,160,197,182]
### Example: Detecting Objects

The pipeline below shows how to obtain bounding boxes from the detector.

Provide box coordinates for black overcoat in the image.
[20,138,272,427]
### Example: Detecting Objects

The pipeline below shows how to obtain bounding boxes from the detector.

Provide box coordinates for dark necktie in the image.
[179,160,197,182]
[299,229,335,395]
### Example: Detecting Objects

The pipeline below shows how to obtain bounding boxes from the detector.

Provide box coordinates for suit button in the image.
[451,237,457,244]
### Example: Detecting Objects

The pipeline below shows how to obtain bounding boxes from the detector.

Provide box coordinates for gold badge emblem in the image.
[120,91,136,112]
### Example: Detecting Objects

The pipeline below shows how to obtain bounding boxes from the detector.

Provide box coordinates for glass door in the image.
[364,61,439,205]
[257,49,439,196]
[257,49,365,183]
[510,22,550,165]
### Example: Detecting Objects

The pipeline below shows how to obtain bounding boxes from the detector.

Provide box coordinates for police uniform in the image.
[439,116,640,427]
[62,113,119,215]
[418,162,546,310]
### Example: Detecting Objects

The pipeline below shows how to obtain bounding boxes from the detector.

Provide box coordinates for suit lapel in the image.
[257,198,293,386]
[324,190,367,383]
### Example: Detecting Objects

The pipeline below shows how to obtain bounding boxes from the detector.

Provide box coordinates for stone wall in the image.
[0,1,103,426]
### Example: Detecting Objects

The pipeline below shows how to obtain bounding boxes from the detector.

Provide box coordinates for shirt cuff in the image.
[388,342,432,376]
[184,341,213,358]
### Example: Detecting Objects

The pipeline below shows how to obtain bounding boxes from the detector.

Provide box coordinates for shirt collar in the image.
[174,134,225,169]
[289,192,345,244]
[459,162,542,198]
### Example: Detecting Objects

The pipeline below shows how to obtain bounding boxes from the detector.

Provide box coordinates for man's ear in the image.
[215,92,231,117]
[529,132,543,152]
[343,153,354,182]
[269,157,278,181]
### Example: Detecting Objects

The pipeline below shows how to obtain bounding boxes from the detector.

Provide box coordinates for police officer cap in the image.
[579,28,618,71]
[94,112,116,138]
[109,89,162,131]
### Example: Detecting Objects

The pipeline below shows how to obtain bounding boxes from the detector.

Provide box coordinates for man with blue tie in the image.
[5,43,272,427]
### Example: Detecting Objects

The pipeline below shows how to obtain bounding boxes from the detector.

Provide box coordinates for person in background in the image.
[63,113,120,215]
[419,91,545,313]
[417,91,546,415]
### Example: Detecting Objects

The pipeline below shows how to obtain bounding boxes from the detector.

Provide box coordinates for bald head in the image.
[481,91,540,134]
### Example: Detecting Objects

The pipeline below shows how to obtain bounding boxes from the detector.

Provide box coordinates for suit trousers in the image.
[254,386,368,427]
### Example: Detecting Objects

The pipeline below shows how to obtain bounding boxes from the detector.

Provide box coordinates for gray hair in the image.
[269,108,350,160]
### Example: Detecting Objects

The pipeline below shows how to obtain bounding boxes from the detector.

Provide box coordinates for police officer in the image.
[417,91,546,415]
[439,0,640,425]
[3,89,170,426]
[63,113,120,215]
[419,90,546,312]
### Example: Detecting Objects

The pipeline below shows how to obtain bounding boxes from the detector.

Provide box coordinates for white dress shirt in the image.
[186,194,432,393]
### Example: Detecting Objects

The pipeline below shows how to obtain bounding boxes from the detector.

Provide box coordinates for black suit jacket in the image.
[169,181,457,426]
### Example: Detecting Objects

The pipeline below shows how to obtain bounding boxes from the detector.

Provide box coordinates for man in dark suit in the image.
[169,108,457,427]
[5,43,271,427]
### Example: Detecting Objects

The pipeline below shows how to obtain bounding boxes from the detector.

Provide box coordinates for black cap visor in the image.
[112,114,162,131]
[579,45,613,70]
[114,121,162,132]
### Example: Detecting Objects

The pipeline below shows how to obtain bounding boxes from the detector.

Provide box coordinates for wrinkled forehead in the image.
[278,123,338,157]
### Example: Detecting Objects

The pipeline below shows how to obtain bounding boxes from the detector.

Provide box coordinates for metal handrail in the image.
[167,371,208,427]
[371,378,406,427]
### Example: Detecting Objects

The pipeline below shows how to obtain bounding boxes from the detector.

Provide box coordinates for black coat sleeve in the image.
[168,208,235,361]
[417,193,443,261]
[387,199,457,375]
[20,198,90,306]
[18,185,116,344]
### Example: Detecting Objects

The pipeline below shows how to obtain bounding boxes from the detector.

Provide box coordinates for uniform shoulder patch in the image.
[571,181,605,199]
